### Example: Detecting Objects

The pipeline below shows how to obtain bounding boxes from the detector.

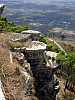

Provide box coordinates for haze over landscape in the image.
[1,0,75,33]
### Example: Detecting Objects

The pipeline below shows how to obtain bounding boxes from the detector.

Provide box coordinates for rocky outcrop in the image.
[7,39,59,100]
[24,47,59,100]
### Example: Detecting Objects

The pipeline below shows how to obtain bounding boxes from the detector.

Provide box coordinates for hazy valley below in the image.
[1,0,75,34]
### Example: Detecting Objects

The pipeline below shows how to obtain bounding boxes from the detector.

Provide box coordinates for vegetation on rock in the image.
[39,36,60,53]
[0,16,31,32]
[56,52,75,93]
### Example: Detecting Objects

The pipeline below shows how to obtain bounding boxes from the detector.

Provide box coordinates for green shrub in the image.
[40,36,60,52]
[0,16,30,32]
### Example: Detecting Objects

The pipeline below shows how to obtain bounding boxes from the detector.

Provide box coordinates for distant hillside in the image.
[1,0,75,33]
